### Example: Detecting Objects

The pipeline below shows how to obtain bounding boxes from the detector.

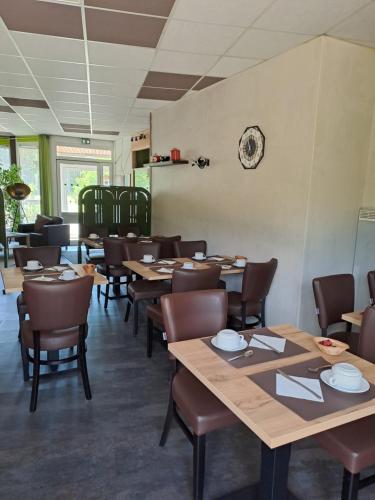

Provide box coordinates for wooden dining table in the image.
[122,256,245,281]
[342,310,363,327]
[169,324,375,499]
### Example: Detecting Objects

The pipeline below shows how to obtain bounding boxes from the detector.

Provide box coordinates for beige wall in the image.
[151,36,375,331]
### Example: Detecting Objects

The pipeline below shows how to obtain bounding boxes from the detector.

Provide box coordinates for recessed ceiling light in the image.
[37,0,82,6]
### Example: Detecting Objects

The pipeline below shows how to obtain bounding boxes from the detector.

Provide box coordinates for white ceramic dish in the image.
[211,336,248,352]
[58,275,79,281]
[233,263,246,268]
[192,256,206,261]
[23,265,43,272]
[320,369,370,394]
[140,258,156,264]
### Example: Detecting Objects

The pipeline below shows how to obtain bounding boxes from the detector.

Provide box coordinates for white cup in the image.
[88,233,98,239]
[143,254,154,263]
[182,262,194,270]
[329,363,362,390]
[26,260,40,270]
[235,258,247,267]
[194,251,205,260]
[127,232,137,238]
[61,269,76,281]
[216,329,244,350]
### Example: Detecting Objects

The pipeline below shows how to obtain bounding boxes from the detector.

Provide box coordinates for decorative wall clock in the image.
[238,126,265,169]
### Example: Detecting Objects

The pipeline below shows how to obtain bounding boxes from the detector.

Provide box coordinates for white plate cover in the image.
[23,265,43,272]
[320,369,370,394]
[211,336,248,352]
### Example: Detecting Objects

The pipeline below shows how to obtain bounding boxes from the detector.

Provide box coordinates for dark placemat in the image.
[21,264,72,276]
[206,255,235,266]
[202,328,308,368]
[249,356,375,421]
[24,275,60,282]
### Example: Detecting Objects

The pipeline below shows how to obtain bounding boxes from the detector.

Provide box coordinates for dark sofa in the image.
[18,215,70,247]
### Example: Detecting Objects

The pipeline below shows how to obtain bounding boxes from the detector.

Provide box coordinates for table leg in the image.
[4,240,8,268]
[25,234,31,248]
[78,242,82,264]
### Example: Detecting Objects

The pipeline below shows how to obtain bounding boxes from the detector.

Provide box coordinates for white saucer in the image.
[58,275,79,281]
[192,256,206,261]
[23,265,43,272]
[211,337,248,352]
[320,369,370,393]
[140,258,156,264]
[88,236,99,240]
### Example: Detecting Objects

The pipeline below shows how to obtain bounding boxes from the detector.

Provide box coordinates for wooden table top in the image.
[169,324,375,449]
[123,257,245,281]
[342,311,363,327]
[0,264,108,294]
[79,237,104,249]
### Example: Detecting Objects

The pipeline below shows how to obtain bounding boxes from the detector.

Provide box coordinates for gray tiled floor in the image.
[0,278,374,499]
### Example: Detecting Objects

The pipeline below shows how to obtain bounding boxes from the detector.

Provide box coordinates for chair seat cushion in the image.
[21,320,84,351]
[316,415,375,474]
[147,303,163,328]
[128,280,171,301]
[17,292,28,316]
[329,331,359,354]
[227,291,261,316]
[172,368,238,436]
[97,264,131,278]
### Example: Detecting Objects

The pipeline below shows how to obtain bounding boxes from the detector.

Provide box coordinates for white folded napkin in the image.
[276,374,324,402]
[46,266,67,272]
[158,260,175,265]
[157,267,174,274]
[208,256,224,261]
[249,334,286,352]
[30,276,54,282]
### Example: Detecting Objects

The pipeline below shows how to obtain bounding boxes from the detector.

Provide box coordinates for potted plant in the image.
[0,163,24,228]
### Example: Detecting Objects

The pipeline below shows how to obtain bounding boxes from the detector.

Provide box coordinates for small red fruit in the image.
[319,339,333,347]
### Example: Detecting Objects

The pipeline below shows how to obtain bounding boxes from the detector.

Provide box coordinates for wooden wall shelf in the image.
[144,160,189,168]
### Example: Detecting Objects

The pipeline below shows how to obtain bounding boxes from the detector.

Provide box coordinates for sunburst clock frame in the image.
[238,125,265,170]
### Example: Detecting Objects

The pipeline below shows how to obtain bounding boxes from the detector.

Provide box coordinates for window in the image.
[17,140,40,221]
[134,167,151,191]
[0,138,10,169]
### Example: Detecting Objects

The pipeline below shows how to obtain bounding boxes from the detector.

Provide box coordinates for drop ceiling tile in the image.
[85,0,175,17]
[133,98,168,109]
[37,77,88,93]
[254,0,371,35]
[92,129,119,136]
[50,101,89,111]
[143,71,200,90]
[11,32,86,63]
[27,58,86,79]
[0,55,28,74]
[0,0,83,39]
[87,41,154,69]
[3,97,49,108]
[55,109,90,117]
[128,108,150,118]
[172,0,275,27]
[90,65,147,85]
[193,76,224,91]
[90,81,139,98]
[160,20,244,55]
[137,87,187,101]
[329,2,375,42]
[207,56,262,77]
[0,73,36,88]
[61,122,91,130]
[44,91,89,104]
[90,94,133,107]
[227,29,313,59]
[56,116,91,125]
[151,50,218,76]
[0,85,43,100]
[0,23,18,55]
[85,9,166,48]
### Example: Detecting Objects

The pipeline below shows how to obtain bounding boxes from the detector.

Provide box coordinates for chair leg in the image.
[20,342,29,381]
[97,285,100,301]
[147,317,153,358]
[261,299,266,327]
[124,300,131,322]
[18,312,26,342]
[79,336,92,400]
[104,283,110,309]
[193,434,206,500]
[241,303,247,330]
[30,337,40,412]
[342,469,360,500]
[159,387,174,447]
[133,301,139,337]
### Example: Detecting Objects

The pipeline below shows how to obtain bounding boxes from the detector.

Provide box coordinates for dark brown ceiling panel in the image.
[0,106,15,113]
[193,76,225,91]
[93,130,119,135]
[0,0,83,39]
[137,86,186,101]
[85,0,175,17]
[85,9,166,47]
[143,71,200,90]
[61,123,90,131]
[3,97,49,108]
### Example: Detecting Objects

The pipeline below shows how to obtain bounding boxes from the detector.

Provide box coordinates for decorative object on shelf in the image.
[152,154,161,162]
[160,155,170,161]
[131,133,147,142]
[238,125,265,170]
[6,182,31,230]
[192,156,210,169]
[170,148,181,161]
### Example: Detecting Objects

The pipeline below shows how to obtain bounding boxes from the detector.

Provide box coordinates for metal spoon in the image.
[307,364,332,373]
[228,350,254,362]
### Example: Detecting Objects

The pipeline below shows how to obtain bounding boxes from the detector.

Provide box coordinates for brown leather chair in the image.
[97,238,131,309]
[123,242,171,336]
[21,276,94,412]
[227,258,278,330]
[312,274,358,352]
[152,235,181,258]
[13,246,62,338]
[159,289,238,500]
[117,223,141,237]
[146,266,221,357]
[367,271,375,305]
[316,306,375,500]
[173,240,207,258]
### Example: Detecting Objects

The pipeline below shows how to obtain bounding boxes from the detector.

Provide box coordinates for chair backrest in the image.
[312,274,354,329]
[152,235,181,258]
[23,276,94,332]
[172,266,221,293]
[124,241,161,261]
[83,224,109,238]
[368,271,375,305]
[358,306,375,364]
[103,237,126,267]
[13,246,61,267]
[241,258,278,303]
[117,223,141,237]
[173,240,207,258]
[161,289,227,343]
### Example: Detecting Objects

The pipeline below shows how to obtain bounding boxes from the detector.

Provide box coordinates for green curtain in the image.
[39,135,53,215]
